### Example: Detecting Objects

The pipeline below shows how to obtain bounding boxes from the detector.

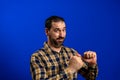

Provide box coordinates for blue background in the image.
[1,0,120,80]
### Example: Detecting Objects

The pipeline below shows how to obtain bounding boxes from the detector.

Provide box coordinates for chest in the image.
[44,52,69,68]
[42,52,70,76]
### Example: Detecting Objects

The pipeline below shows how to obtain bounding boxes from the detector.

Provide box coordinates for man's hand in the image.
[83,51,97,66]
[67,53,84,74]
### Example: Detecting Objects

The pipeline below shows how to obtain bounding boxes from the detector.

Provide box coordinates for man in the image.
[30,16,98,80]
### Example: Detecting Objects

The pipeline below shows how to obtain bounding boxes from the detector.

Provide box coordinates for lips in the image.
[56,38,64,42]
[57,39,64,41]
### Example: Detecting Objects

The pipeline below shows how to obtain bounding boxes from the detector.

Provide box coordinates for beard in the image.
[49,36,65,48]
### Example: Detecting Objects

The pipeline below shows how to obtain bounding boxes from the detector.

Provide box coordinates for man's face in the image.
[46,21,66,48]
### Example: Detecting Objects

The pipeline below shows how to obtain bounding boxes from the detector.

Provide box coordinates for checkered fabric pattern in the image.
[30,42,98,80]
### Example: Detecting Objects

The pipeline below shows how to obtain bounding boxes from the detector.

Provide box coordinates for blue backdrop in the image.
[1,0,120,80]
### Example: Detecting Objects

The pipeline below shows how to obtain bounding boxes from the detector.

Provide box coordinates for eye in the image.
[54,28,59,32]
[62,28,66,32]
[63,29,66,31]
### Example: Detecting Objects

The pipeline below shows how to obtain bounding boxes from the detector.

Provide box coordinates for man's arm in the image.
[71,49,98,80]
[78,62,98,80]
[78,51,98,80]
[30,54,72,80]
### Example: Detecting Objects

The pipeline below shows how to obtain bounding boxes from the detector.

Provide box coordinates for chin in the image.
[55,43,63,48]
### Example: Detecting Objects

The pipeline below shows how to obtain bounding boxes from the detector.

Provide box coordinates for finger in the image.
[83,58,93,63]
[86,51,96,58]
[91,53,94,58]
[76,53,81,57]
[84,51,88,58]
[84,51,92,59]
[86,51,91,59]
[87,53,90,59]
[90,51,96,58]
[69,53,73,59]
[88,52,93,58]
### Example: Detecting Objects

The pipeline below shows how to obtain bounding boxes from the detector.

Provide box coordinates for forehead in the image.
[51,21,66,29]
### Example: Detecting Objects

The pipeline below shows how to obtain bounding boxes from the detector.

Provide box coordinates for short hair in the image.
[45,16,65,30]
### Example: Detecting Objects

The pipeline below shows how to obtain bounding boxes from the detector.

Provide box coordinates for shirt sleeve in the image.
[71,48,98,80]
[78,61,98,80]
[30,54,72,80]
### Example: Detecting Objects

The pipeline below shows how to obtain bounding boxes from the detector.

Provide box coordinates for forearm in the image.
[78,62,98,80]
[88,64,98,79]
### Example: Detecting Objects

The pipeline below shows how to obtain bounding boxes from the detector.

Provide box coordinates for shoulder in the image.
[31,48,46,59]
[64,46,77,52]
[63,46,78,55]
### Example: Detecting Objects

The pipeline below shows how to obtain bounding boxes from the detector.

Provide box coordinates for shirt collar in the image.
[44,42,64,53]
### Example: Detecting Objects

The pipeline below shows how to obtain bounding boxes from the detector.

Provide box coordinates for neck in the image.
[51,46,61,53]
[47,41,62,53]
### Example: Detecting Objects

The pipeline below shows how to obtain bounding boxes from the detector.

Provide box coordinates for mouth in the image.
[57,39,63,41]
[57,38,64,42]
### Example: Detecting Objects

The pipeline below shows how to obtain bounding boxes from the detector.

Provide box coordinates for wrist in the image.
[66,67,76,74]
[80,62,88,69]
[88,63,97,68]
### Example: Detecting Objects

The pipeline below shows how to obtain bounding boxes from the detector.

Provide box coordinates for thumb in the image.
[76,53,81,57]
[83,58,92,62]
[69,53,73,59]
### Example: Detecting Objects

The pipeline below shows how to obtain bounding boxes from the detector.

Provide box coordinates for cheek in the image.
[55,33,59,36]
[64,32,66,37]
[51,32,59,38]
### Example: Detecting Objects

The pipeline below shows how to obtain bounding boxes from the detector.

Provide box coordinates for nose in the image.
[59,30,65,37]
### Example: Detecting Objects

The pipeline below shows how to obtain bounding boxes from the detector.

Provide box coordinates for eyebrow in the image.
[54,27,66,29]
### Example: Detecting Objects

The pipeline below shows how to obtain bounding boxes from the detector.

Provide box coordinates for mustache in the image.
[57,37,64,40]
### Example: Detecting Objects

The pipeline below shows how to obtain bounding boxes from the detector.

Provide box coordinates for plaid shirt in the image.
[30,42,98,80]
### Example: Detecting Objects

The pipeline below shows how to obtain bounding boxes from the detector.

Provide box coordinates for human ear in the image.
[45,28,49,36]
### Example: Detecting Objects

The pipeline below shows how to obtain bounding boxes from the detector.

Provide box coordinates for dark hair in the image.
[45,16,65,30]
